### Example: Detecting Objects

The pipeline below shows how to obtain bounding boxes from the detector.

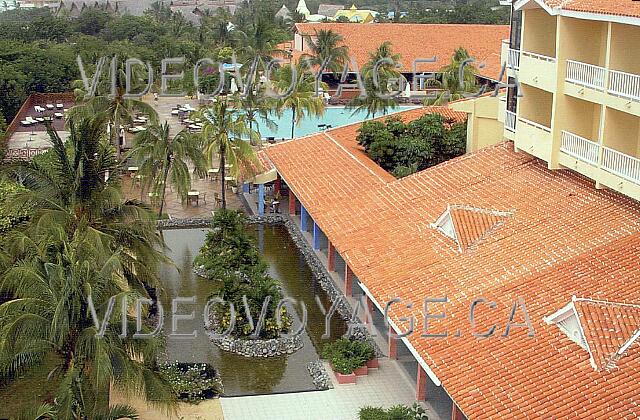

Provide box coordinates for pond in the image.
[158,225,347,397]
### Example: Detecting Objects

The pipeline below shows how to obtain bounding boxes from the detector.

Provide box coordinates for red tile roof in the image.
[540,0,640,19]
[265,112,640,418]
[574,298,640,371]
[293,23,510,81]
[448,205,512,251]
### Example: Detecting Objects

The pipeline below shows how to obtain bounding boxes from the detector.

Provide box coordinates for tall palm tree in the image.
[230,88,277,145]
[0,224,176,419]
[70,65,158,159]
[199,100,260,209]
[2,117,167,293]
[301,29,349,75]
[425,47,479,105]
[130,122,207,217]
[349,41,402,118]
[275,64,325,139]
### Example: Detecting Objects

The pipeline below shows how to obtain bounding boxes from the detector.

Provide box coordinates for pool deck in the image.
[221,360,419,420]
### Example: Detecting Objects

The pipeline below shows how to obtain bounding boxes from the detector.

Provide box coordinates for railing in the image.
[602,147,640,184]
[505,110,517,132]
[507,48,521,70]
[560,131,600,165]
[566,60,606,91]
[521,50,557,63]
[609,69,640,101]
[518,117,551,133]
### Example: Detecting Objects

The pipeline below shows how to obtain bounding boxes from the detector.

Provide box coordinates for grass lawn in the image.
[0,353,61,418]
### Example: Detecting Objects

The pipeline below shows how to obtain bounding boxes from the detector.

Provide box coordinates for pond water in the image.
[158,225,347,396]
[256,106,418,139]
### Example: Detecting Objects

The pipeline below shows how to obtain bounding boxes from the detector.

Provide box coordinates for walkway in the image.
[221,360,418,420]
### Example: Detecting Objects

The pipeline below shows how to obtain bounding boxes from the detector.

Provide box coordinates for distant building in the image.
[275,4,290,20]
[316,3,342,18]
[333,4,376,23]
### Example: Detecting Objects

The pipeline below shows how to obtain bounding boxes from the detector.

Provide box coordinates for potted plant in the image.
[322,338,376,384]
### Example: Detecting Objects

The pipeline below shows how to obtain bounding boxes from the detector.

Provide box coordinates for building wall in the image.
[450,95,505,153]
[610,23,640,74]
[522,8,556,57]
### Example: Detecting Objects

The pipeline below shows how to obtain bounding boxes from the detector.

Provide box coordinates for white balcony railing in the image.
[521,50,557,63]
[609,69,640,101]
[507,48,521,70]
[602,147,640,183]
[566,60,606,91]
[518,117,551,133]
[505,110,517,132]
[560,131,600,165]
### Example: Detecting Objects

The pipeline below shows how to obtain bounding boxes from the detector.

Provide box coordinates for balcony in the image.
[505,110,517,133]
[609,70,640,102]
[507,48,521,71]
[566,61,606,91]
[560,131,599,165]
[519,51,557,92]
[602,147,640,184]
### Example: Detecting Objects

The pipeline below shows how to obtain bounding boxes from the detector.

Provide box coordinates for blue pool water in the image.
[256,106,418,139]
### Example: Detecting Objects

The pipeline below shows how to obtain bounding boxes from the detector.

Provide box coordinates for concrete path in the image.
[221,360,423,420]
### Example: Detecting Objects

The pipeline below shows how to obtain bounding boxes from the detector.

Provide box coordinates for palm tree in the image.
[2,116,167,293]
[301,29,349,75]
[0,224,176,418]
[130,122,207,217]
[349,42,403,118]
[425,47,479,105]
[230,88,277,145]
[69,65,158,159]
[275,64,325,139]
[199,100,261,209]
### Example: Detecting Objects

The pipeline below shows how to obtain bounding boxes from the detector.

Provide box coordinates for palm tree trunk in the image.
[220,145,226,209]
[291,105,296,139]
[158,159,171,217]
[114,115,121,159]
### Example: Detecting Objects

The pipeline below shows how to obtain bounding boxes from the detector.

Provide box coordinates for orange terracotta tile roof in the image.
[265,119,640,417]
[448,205,512,251]
[293,23,510,81]
[574,298,640,371]
[539,0,640,19]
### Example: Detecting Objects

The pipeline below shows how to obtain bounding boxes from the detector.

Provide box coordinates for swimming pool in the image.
[256,106,418,139]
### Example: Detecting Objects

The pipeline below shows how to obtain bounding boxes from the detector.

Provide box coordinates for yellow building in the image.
[333,5,376,23]
[500,0,640,201]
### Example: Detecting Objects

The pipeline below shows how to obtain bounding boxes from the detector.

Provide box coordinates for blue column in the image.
[242,183,250,193]
[313,221,321,250]
[300,205,308,231]
[258,184,265,215]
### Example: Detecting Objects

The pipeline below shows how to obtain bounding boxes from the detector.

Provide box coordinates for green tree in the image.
[199,99,260,209]
[274,63,325,139]
[0,223,176,418]
[301,29,349,74]
[349,41,402,118]
[3,116,167,292]
[130,122,207,217]
[425,47,479,105]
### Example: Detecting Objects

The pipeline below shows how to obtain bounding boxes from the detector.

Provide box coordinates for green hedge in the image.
[359,403,428,420]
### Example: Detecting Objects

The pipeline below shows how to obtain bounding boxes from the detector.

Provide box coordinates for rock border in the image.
[306,360,333,390]
[208,333,303,358]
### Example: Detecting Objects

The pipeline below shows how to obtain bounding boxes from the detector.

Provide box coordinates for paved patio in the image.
[221,360,421,420]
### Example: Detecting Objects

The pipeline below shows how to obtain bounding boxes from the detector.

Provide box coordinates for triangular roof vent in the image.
[432,205,512,251]
[545,297,640,371]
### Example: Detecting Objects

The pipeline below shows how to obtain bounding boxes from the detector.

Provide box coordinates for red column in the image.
[388,326,398,360]
[344,265,353,297]
[451,403,464,420]
[366,295,375,323]
[327,242,336,272]
[288,191,296,215]
[274,176,281,195]
[416,366,427,401]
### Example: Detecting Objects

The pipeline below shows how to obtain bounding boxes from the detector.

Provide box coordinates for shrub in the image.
[356,113,467,178]
[322,338,375,374]
[160,362,223,403]
[0,180,29,234]
[197,209,291,339]
[359,403,428,420]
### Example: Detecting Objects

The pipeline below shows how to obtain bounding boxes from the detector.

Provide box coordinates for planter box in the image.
[354,365,368,376]
[366,358,379,369]
[334,371,357,384]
